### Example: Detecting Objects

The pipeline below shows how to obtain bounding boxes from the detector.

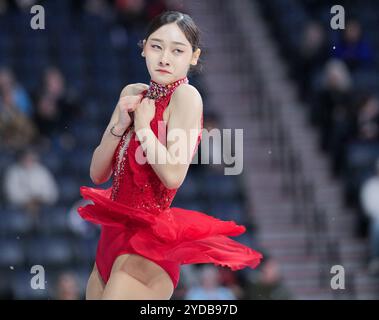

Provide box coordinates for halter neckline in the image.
[145,76,189,100]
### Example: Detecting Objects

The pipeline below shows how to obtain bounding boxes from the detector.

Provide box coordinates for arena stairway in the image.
[185,0,379,299]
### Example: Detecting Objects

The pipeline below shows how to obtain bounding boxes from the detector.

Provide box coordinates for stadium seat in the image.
[37,206,70,235]
[0,238,25,270]
[0,209,34,237]
[25,235,74,268]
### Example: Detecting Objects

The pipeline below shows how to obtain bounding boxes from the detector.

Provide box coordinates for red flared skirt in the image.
[78,186,263,289]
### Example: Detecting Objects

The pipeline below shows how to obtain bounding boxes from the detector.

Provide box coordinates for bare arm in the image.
[89,83,149,185]
[135,84,203,189]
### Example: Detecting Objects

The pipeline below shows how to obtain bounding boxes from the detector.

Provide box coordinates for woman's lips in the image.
[156,69,171,74]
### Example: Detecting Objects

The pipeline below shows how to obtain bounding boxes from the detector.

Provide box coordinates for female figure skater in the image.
[78,10,262,300]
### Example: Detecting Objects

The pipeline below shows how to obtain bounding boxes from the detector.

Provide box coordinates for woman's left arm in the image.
[134,84,203,189]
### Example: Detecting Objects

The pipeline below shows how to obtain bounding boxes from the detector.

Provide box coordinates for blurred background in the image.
[0,0,378,300]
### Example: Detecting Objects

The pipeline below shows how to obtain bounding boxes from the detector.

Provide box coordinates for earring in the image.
[141,52,145,57]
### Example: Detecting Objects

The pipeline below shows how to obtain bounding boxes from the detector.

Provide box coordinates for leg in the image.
[86,262,105,300]
[101,253,174,300]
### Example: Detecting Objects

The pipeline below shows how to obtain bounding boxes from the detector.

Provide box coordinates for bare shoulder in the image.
[171,84,203,115]
[172,83,202,102]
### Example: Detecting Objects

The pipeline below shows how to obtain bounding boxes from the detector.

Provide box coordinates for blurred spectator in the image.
[110,0,179,48]
[312,59,356,176]
[3,147,59,217]
[14,0,39,10]
[83,0,112,19]
[218,268,244,299]
[9,0,43,12]
[360,158,379,275]
[144,0,170,22]
[197,111,234,174]
[185,266,236,300]
[32,67,80,151]
[53,272,83,300]
[0,67,33,117]
[333,19,374,72]
[113,0,173,30]
[32,94,63,140]
[245,256,292,300]
[171,264,198,300]
[0,0,42,14]
[297,21,329,103]
[0,1,8,14]
[354,94,379,143]
[0,83,38,151]
[195,112,219,174]
[71,0,114,22]
[114,0,149,29]
[37,66,81,127]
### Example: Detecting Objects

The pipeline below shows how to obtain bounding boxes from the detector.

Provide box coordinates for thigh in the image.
[107,253,174,297]
[86,263,105,300]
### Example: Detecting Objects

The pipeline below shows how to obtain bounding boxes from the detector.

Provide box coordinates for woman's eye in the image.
[151,45,182,53]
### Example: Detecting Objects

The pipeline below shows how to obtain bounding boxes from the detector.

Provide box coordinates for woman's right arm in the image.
[89,83,148,185]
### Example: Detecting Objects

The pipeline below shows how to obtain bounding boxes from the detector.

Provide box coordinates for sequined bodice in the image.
[110,77,203,214]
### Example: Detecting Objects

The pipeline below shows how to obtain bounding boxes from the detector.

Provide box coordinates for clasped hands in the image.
[133,96,156,133]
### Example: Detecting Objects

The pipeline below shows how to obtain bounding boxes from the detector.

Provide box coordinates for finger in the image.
[122,101,135,110]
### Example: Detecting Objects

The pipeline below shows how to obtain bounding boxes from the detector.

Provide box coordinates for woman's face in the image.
[142,22,200,85]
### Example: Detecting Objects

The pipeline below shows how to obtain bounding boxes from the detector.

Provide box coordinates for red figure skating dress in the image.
[78,76,263,289]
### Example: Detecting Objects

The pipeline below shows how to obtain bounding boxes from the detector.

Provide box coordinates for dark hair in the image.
[138,10,203,76]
